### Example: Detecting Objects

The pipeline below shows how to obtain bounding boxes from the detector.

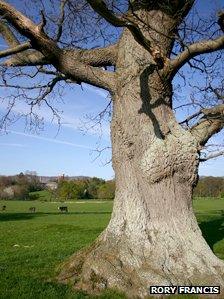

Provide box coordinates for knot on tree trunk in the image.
[140,130,199,184]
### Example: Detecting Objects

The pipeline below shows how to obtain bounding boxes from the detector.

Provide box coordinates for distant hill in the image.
[0,174,94,184]
[38,176,92,183]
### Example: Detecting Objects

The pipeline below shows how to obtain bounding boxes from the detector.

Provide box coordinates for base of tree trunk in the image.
[57,226,224,298]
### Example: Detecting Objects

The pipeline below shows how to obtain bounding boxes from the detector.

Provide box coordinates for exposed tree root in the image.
[57,230,224,298]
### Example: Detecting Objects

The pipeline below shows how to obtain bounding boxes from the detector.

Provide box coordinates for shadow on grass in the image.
[0,211,111,222]
[30,211,111,217]
[0,212,46,222]
[199,215,224,250]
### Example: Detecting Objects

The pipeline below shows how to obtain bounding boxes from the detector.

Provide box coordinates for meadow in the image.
[0,198,223,299]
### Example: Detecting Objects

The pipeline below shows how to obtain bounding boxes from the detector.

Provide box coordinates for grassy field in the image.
[0,198,223,299]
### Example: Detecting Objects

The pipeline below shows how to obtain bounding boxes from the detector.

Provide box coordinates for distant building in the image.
[46,182,58,190]
[3,186,15,198]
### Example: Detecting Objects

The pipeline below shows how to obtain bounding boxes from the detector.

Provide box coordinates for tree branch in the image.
[55,0,67,42]
[2,50,48,67]
[56,56,116,92]
[0,20,19,46]
[200,150,224,162]
[179,110,202,125]
[0,20,48,66]
[0,1,116,92]
[64,44,118,67]
[2,44,118,68]
[86,0,152,53]
[0,1,60,59]
[168,36,224,77]
[0,41,31,58]
[190,104,224,145]
[167,11,224,77]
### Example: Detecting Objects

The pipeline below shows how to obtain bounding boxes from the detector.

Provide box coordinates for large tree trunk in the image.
[58,10,224,298]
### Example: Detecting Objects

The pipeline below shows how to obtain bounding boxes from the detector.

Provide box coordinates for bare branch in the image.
[167,11,224,77]
[30,76,65,105]
[57,57,116,92]
[2,50,48,67]
[38,10,47,34]
[0,1,116,92]
[0,20,48,66]
[168,36,224,77]
[190,104,224,145]
[0,41,31,58]
[86,0,152,53]
[0,0,60,58]
[205,84,224,101]
[200,150,224,162]
[87,0,127,27]
[0,20,19,47]
[55,0,67,42]
[179,110,202,125]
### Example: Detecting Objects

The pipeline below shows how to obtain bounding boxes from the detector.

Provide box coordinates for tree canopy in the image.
[0,0,223,162]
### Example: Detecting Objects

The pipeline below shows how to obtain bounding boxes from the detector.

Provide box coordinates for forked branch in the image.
[0,0,116,92]
[168,11,224,77]
[0,20,48,66]
[86,0,152,53]
[168,37,224,77]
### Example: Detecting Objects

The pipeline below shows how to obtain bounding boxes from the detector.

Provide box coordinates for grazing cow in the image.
[58,206,68,213]
[29,207,36,213]
[1,205,6,211]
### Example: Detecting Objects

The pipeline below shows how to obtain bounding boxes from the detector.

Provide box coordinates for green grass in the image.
[29,190,53,201]
[0,198,223,299]
[193,198,224,260]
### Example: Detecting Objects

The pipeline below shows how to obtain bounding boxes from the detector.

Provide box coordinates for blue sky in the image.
[0,82,113,178]
[0,0,223,179]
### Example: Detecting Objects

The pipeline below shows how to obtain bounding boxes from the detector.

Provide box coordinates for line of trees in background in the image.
[0,173,115,201]
[55,177,115,200]
[0,174,223,200]
[0,172,43,200]
[193,177,224,198]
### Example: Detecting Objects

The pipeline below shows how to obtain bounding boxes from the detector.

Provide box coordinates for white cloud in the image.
[0,103,110,140]
[5,130,94,150]
[0,142,26,147]
[83,83,109,98]
[0,92,110,140]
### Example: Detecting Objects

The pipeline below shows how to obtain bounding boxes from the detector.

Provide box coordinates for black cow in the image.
[29,207,36,213]
[58,206,68,213]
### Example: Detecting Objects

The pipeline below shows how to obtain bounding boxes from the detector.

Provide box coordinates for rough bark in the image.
[58,10,224,298]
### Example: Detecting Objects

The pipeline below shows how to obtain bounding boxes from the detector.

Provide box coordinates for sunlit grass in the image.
[0,198,223,298]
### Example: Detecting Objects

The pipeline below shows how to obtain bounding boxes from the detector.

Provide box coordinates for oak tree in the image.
[0,0,224,297]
